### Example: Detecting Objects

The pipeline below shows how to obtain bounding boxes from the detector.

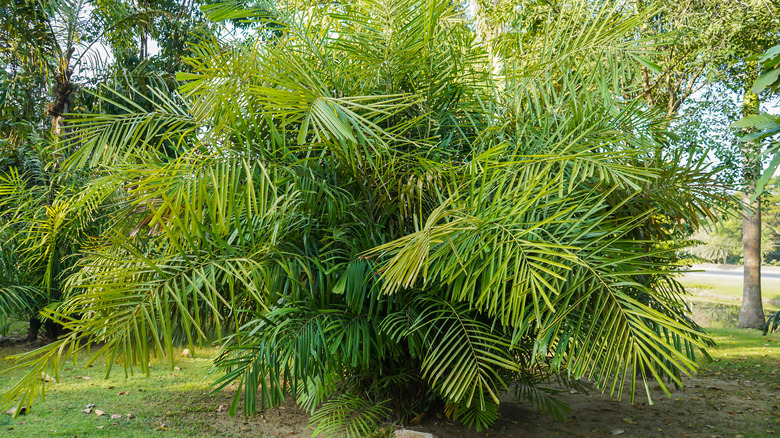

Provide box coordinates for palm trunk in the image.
[48,69,74,137]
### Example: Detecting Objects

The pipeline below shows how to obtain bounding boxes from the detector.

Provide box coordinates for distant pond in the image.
[689,301,775,328]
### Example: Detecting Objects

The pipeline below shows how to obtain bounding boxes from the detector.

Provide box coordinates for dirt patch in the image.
[158,375,779,438]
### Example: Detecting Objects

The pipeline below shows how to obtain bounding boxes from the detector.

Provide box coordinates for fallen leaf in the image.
[117,391,129,396]
[408,412,425,426]
[217,404,227,412]
[3,407,25,416]
[622,417,638,425]
[95,426,104,430]
[94,409,105,416]
[181,349,191,358]
[110,414,122,420]
[85,403,96,409]
[611,429,625,435]
[81,408,92,414]
[126,413,135,419]
[155,423,168,431]
[75,376,91,380]
[174,366,181,371]
[107,386,115,390]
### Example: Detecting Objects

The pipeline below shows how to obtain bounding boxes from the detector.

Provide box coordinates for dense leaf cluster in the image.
[1,0,731,434]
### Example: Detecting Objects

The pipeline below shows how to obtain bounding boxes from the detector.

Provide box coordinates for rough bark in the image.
[738,191,765,328]
[737,89,765,329]
[46,68,74,136]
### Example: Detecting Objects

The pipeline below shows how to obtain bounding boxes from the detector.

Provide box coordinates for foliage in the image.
[765,310,780,335]
[0,0,729,434]
[734,44,780,197]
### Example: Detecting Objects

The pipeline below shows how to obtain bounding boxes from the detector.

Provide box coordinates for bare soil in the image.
[173,374,780,438]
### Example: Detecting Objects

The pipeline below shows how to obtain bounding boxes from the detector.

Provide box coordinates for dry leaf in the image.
[3,406,25,416]
[181,349,191,358]
[174,366,181,371]
[408,412,425,426]
[94,409,105,416]
[81,408,92,414]
[85,403,96,409]
[126,413,135,419]
[611,429,625,436]
[95,426,104,430]
[111,414,123,420]
[216,404,227,412]
[117,391,129,396]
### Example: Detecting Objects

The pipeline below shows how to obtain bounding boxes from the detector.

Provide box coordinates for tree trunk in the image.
[737,89,765,329]
[26,316,41,343]
[738,191,765,328]
[47,68,74,136]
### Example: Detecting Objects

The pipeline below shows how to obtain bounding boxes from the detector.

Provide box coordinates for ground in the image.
[1,271,779,438]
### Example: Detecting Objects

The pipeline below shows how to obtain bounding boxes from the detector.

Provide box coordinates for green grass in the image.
[1,327,778,437]
[0,345,259,437]
[698,328,780,383]
[678,272,780,311]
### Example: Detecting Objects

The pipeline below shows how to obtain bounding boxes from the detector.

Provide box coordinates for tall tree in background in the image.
[719,8,779,328]
[627,0,777,329]
[734,43,780,327]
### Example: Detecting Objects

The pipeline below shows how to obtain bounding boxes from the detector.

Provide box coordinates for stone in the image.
[394,430,438,438]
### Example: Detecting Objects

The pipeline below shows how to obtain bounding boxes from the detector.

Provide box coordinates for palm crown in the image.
[2,0,726,434]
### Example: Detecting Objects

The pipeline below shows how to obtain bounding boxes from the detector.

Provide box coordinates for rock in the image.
[40,372,56,383]
[394,430,438,438]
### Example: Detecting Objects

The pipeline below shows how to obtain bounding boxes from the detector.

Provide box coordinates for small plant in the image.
[764,310,780,335]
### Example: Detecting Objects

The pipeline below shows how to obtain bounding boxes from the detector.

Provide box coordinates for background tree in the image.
[0,0,209,341]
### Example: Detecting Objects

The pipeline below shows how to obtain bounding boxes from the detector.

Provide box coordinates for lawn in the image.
[678,271,780,310]
[0,345,260,437]
[1,327,779,437]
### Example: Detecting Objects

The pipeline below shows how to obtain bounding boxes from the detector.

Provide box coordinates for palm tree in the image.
[2,0,726,434]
